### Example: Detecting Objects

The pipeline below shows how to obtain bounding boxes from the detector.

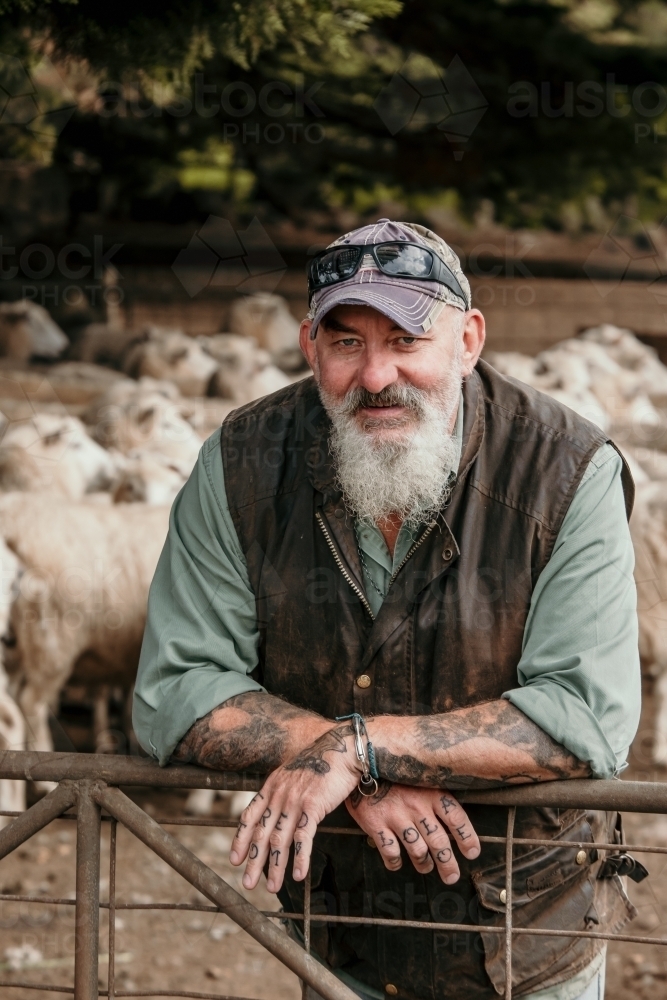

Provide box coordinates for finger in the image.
[368,825,403,873]
[292,807,318,882]
[265,805,301,894]
[399,821,434,875]
[416,811,460,884]
[241,795,286,889]
[435,792,481,860]
[230,789,271,864]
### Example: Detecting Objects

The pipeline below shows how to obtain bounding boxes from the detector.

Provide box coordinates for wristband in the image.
[336,712,379,797]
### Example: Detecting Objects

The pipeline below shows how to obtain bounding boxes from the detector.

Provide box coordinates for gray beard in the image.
[320,376,462,525]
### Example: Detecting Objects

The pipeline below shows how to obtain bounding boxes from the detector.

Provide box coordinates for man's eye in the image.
[339,338,358,347]
[399,336,417,345]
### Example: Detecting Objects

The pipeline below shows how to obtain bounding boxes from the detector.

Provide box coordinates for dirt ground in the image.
[1,676,667,1000]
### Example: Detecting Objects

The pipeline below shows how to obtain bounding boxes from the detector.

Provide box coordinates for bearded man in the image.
[134,220,640,1000]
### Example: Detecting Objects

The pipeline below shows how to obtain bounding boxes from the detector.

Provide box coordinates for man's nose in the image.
[356,353,399,396]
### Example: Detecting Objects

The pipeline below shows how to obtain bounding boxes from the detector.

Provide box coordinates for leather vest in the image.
[221,361,636,1000]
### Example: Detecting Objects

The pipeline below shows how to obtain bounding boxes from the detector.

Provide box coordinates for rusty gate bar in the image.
[0,780,76,860]
[108,817,117,1000]
[94,783,358,1000]
[1,750,667,811]
[75,781,102,1000]
[3,754,667,1000]
[504,807,516,1000]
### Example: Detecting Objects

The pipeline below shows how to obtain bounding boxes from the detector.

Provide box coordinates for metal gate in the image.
[0,750,666,1000]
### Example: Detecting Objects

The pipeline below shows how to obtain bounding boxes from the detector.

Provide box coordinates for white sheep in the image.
[0,537,25,825]
[0,413,118,499]
[0,493,169,763]
[203,334,291,404]
[83,378,202,471]
[122,327,219,397]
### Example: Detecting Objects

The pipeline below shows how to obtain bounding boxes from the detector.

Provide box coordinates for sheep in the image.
[486,326,665,445]
[203,334,291,404]
[228,292,300,357]
[630,482,667,765]
[0,300,68,361]
[0,493,169,761]
[0,537,25,825]
[112,450,188,506]
[83,378,203,471]
[0,413,118,499]
[121,327,219,397]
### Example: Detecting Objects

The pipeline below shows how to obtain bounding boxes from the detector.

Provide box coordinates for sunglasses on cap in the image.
[307,241,468,306]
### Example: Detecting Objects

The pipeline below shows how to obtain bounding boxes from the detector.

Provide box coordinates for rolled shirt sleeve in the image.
[133,428,264,765]
[503,443,641,779]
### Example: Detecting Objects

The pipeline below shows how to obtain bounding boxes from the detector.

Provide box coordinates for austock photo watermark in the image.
[0,235,124,309]
[93,74,326,146]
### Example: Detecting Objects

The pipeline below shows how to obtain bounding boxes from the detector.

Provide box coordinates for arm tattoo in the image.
[373,701,590,789]
[284,723,353,775]
[172,692,321,773]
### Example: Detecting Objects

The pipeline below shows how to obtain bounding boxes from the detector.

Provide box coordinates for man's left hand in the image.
[346,783,481,884]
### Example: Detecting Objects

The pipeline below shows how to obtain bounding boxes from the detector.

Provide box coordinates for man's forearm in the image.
[172,692,332,773]
[368,700,591,790]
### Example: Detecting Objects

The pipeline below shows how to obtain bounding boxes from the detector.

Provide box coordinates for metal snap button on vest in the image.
[576,849,587,865]
[385,986,398,996]
[334,508,344,518]
[499,888,507,904]
[356,674,372,689]
[367,836,377,849]
[443,547,453,560]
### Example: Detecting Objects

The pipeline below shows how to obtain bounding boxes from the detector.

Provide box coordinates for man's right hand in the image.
[229,722,362,894]
[346,783,481,884]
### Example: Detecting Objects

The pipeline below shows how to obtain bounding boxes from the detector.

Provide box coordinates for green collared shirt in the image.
[133,401,640,780]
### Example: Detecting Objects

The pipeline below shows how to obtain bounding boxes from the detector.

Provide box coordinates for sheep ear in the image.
[137,407,154,426]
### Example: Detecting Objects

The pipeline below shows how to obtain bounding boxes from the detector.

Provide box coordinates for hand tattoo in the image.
[284,724,353,775]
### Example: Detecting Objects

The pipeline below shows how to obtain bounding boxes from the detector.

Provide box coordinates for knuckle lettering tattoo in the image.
[249,843,259,860]
[419,817,438,836]
[456,824,471,840]
[260,807,272,827]
[379,830,395,848]
[270,847,281,865]
[275,811,288,831]
[296,811,309,829]
[295,841,303,855]
[403,827,420,844]
[440,795,456,814]
[436,848,452,864]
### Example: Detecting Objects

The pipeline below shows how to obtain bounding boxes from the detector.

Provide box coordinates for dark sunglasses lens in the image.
[375,243,433,277]
[313,247,362,286]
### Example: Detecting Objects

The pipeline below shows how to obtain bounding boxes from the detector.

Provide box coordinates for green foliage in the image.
[5,0,667,230]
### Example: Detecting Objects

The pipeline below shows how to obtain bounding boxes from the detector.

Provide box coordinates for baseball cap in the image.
[308,219,471,338]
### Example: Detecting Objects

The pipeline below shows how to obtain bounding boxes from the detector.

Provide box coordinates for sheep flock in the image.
[1,296,667,823]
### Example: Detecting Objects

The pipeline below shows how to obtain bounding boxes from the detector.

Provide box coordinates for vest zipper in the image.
[315,511,375,620]
[387,520,438,589]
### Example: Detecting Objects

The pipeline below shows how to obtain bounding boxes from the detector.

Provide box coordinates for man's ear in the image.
[461,310,485,377]
[300,319,317,370]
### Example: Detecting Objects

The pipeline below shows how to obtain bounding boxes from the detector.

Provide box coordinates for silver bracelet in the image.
[335,712,379,797]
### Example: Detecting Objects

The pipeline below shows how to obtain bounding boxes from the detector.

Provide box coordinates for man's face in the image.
[300,304,485,443]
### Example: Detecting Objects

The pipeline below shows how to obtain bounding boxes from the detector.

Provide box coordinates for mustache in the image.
[337,383,429,416]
